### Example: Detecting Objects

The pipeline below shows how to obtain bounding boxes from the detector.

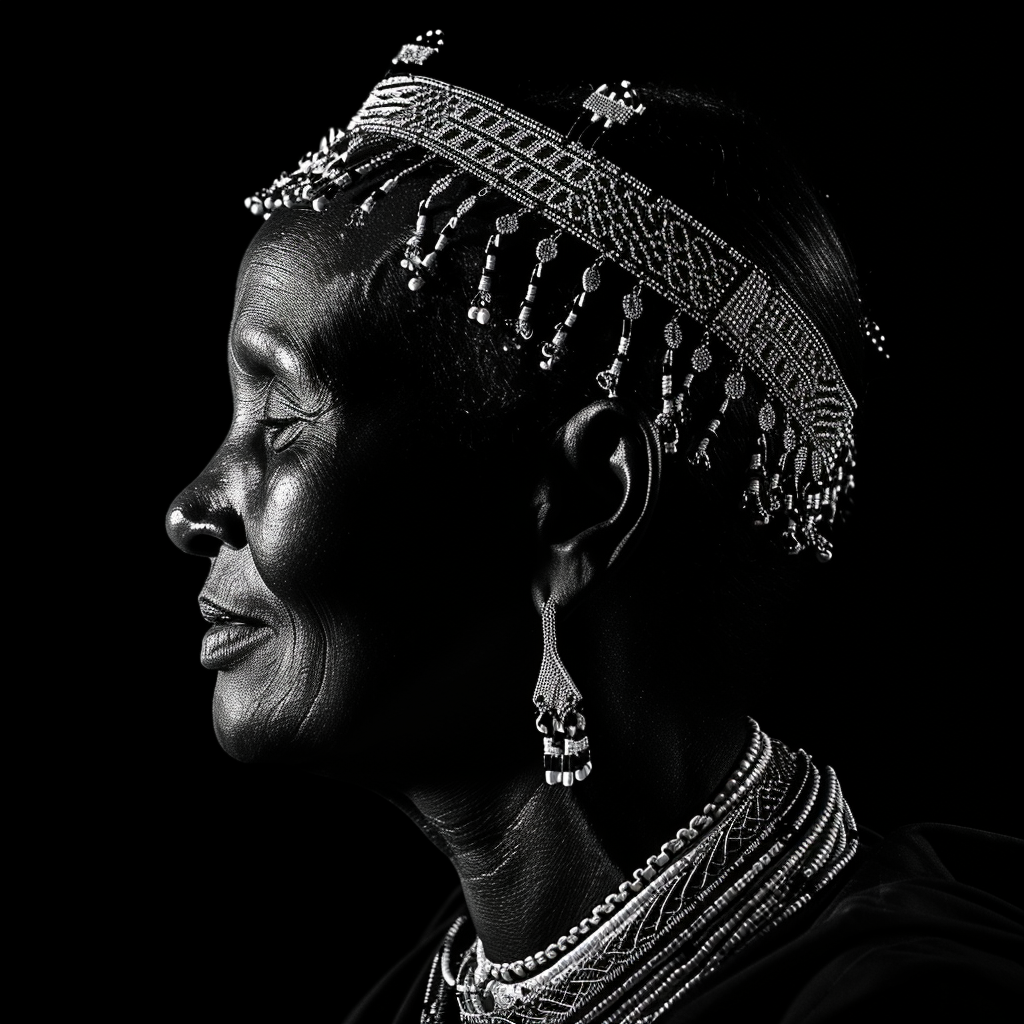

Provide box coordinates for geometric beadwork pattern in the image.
[444,729,859,1023]
[349,75,856,458]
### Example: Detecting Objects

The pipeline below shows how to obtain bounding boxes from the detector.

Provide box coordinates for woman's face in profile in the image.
[167,206,536,778]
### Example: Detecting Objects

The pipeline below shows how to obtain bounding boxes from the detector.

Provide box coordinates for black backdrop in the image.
[65,15,1012,1019]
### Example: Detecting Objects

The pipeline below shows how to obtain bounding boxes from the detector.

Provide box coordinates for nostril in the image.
[166,504,241,557]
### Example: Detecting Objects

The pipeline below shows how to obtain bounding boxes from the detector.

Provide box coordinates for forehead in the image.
[227,186,435,402]
[228,201,404,374]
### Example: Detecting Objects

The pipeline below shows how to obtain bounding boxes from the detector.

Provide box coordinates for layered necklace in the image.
[421,721,858,1023]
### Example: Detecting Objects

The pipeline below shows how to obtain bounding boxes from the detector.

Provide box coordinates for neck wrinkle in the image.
[398,715,747,964]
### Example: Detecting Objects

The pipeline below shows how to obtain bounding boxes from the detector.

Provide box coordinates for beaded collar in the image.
[421,722,858,1023]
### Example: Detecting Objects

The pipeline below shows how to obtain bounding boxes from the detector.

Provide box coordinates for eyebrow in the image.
[230,323,302,380]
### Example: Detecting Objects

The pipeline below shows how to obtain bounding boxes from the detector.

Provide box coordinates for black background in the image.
[60,14,1012,1019]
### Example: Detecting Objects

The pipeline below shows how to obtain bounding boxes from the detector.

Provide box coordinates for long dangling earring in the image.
[533,596,593,786]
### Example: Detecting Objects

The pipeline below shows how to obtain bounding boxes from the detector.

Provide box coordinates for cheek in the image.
[247,434,411,605]
[249,460,342,598]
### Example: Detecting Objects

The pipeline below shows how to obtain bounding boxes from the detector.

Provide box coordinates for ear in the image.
[532,399,661,612]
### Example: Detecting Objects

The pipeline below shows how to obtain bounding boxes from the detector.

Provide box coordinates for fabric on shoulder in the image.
[662,823,1023,1022]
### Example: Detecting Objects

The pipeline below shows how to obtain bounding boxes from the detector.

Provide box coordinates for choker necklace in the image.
[421,721,858,1023]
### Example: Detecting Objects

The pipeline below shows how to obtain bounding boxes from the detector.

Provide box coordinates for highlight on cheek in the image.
[162,34,1018,1022]
[266,472,302,519]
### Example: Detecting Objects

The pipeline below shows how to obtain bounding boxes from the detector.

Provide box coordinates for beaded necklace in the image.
[421,722,858,1023]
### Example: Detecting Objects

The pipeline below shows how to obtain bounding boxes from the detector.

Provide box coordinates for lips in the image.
[198,595,272,670]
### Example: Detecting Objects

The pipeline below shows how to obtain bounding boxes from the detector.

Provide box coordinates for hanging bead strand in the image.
[400,199,431,279]
[741,432,771,526]
[468,207,524,329]
[468,233,499,325]
[518,233,561,342]
[653,316,685,453]
[689,367,746,470]
[541,261,604,371]
[597,319,632,399]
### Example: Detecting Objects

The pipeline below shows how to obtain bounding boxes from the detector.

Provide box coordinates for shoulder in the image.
[672,823,1023,1022]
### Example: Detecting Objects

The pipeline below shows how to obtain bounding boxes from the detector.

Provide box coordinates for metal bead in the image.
[622,291,643,319]
[536,237,558,262]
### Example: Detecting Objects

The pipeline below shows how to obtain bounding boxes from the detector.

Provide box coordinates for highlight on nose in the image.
[166,494,245,557]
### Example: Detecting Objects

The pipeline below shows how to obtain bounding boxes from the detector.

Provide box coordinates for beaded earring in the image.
[533,596,592,786]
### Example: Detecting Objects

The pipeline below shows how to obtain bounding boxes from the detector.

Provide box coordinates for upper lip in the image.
[198,594,267,627]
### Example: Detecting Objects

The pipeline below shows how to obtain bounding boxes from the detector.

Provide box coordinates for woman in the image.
[165,32,1021,1021]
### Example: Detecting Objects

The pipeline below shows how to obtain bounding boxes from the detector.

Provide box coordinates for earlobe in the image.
[532,399,661,611]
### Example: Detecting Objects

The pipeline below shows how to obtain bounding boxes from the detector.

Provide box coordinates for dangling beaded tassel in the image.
[533,596,592,786]
[301,135,350,214]
[541,262,604,371]
[652,316,685,453]
[741,431,771,526]
[467,207,523,331]
[757,401,783,514]
[689,367,746,470]
[401,199,431,278]
[740,399,782,526]
[779,436,808,554]
[517,263,543,341]
[541,291,586,370]
[800,449,834,563]
[672,331,712,439]
[304,143,415,216]
[597,318,632,399]
[408,213,460,291]
[353,154,437,226]
[468,233,499,325]
[400,173,463,290]
[518,233,561,341]
[595,284,643,391]
[352,175,398,223]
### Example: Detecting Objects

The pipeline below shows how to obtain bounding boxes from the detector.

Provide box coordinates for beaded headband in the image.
[246,32,859,562]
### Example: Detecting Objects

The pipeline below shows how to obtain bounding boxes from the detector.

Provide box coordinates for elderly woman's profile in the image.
[164,29,1021,1022]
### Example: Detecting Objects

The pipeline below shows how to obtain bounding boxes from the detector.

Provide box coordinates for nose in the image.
[166,455,247,557]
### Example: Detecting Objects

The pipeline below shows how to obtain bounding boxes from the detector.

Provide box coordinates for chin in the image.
[211,656,320,765]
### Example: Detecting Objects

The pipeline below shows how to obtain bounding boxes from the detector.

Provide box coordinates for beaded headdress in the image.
[245,31,859,565]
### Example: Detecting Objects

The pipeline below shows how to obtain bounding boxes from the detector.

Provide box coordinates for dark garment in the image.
[343,824,1023,1022]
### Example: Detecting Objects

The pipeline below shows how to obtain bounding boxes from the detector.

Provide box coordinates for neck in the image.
[395,715,748,962]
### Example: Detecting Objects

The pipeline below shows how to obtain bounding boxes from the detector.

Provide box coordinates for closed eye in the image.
[258,415,305,453]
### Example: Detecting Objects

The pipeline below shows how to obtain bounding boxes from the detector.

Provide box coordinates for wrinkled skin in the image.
[167,204,538,779]
[167,192,746,960]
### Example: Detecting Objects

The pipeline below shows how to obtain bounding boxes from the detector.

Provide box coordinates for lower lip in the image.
[201,623,272,670]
